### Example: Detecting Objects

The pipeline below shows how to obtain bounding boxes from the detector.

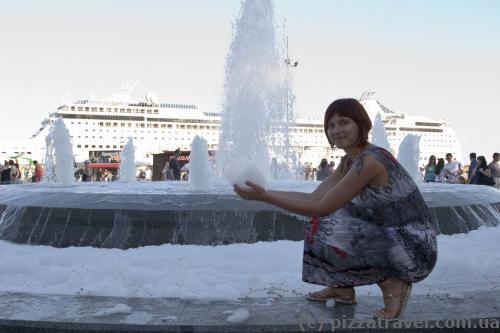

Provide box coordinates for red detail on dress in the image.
[305,217,319,244]
[332,246,348,257]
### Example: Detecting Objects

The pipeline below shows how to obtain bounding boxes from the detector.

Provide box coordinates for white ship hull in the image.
[4,93,463,169]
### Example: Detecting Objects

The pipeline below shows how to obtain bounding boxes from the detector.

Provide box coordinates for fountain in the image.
[371,112,391,152]
[397,134,422,182]
[118,137,136,182]
[188,136,213,190]
[43,118,75,186]
[0,0,499,250]
[217,0,293,178]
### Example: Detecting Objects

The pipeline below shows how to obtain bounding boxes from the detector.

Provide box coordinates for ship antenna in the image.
[120,78,140,97]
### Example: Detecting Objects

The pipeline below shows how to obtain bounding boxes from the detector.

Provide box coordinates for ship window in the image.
[77,145,81,148]
[106,145,110,148]
[167,124,172,129]
[120,109,125,113]
[99,145,103,148]
[107,108,111,112]
[126,109,131,113]
[180,125,185,129]
[92,145,96,148]
[187,125,192,129]
[85,145,88,148]
[78,107,83,111]
[99,108,104,112]
[154,110,159,114]
[71,106,75,111]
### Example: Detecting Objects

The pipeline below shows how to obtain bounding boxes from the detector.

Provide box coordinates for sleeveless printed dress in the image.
[302,144,438,287]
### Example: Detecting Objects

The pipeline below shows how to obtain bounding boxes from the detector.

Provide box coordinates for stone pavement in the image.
[0,290,499,332]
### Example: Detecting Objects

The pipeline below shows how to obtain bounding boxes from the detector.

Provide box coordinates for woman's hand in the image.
[233,181,268,202]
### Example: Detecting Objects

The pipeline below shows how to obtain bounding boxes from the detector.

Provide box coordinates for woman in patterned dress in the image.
[234,98,437,319]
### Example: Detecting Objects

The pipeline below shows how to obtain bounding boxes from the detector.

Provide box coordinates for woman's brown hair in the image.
[323,98,372,148]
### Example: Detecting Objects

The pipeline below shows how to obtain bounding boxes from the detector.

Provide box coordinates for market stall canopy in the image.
[87,163,120,169]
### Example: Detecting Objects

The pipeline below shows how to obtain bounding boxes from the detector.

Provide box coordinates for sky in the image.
[0,0,499,162]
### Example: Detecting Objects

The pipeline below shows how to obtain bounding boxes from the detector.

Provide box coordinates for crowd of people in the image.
[2,150,499,188]
[0,159,43,184]
[423,152,499,188]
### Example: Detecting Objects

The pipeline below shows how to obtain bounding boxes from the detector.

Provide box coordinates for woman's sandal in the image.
[374,282,412,320]
[305,287,356,304]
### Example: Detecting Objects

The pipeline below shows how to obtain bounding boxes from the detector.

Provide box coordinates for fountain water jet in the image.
[189,136,212,191]
[119,137,136,182]
[397,134,421,182]
[371,112,391,152]
[217,0,294,179]
[43,118,75,186]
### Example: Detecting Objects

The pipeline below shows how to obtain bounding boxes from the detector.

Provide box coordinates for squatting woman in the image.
[234,98,437,319]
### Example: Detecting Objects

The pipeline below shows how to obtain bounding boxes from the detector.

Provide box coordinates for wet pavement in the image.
[0,289,499,332]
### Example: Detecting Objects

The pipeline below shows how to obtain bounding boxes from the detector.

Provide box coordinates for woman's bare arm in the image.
[235,155,387,217]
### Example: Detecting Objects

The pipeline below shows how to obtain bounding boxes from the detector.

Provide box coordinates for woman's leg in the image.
[306,286,356,304]
[375,276,412,319]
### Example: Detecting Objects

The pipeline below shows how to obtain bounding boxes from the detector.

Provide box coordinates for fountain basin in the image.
[0,181,498,249]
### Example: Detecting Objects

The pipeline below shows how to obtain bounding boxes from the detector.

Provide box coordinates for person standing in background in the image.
[467,153,478,184]
[424,156,436,183]
[316,158,332,181]
[488,153,500,189]
[33,160,43,182]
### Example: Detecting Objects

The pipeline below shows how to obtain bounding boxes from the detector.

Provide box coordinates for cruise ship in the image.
[6,87,462,168]
[360,92,463,164]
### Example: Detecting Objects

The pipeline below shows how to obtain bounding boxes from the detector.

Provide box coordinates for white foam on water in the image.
[224,157,266,189]
[223,308,250,323]
[0,225,499,299]
[94,304,132,317]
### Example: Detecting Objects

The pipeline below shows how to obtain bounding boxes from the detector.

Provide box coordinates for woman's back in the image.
[346,144,431,227]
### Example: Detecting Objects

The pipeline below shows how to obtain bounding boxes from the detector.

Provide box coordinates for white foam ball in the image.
[325,299,336,308]
[224,158,266,189]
